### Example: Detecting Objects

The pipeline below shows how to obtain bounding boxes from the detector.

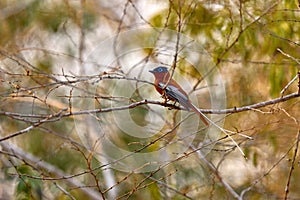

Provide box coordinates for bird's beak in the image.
[149,69,154,74]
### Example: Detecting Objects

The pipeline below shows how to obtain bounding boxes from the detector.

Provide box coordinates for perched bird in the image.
[149,66,209,126]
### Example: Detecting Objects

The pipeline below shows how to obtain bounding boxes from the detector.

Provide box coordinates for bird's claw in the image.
[161,92,169,104]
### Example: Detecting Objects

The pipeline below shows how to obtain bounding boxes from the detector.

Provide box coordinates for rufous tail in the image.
[188,102,209,126]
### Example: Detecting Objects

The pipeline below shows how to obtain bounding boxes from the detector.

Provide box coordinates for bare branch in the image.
[0,142,102,200]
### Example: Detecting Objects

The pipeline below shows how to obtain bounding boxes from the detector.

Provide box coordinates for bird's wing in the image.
[158,83,190,109]
[158,83,209,125]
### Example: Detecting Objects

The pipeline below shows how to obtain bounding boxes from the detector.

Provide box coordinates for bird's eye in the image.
[158,68,163,72]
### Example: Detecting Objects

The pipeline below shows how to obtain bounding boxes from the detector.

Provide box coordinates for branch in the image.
[240,140,297,199]
[277,48,300,66]
[0,142,102,200]
[284,129,300,200]
[66,92,300,116]
[1,92,299,121]
[0,109,67,142]
[202,92,300,114]
[195,148,240,199]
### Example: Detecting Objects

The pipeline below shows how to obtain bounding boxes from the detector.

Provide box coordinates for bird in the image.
[149,66,209,126]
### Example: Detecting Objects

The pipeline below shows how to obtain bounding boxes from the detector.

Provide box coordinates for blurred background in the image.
[0,0,300,199]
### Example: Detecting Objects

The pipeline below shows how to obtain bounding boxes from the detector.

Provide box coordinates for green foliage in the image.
[25,128,84,171]
[15,165,43,200]
[129,90,149,127]
[35,56,53,73]
[269,64,284,97]
[37,5,69,33]
[146,183,161,199]
[0,0,97,48]
[36,3,97,33]
[0,1,39,45]
[82,10,97,31]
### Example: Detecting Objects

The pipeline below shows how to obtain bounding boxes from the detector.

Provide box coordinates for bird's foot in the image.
[161,93,169,104]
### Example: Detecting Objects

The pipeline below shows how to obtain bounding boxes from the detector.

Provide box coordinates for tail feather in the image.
[188,102,209,126]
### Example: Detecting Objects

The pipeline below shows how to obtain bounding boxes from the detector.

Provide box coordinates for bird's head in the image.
[149,66,169,75]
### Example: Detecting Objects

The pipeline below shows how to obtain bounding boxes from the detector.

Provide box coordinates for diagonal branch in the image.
[0,142,102,200]
[284,129,300,200]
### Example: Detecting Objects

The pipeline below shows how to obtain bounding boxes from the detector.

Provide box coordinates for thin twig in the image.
[284,129,300,200]
[277,48,300,66]
[54,182,77,200]
[0,142,102,200]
